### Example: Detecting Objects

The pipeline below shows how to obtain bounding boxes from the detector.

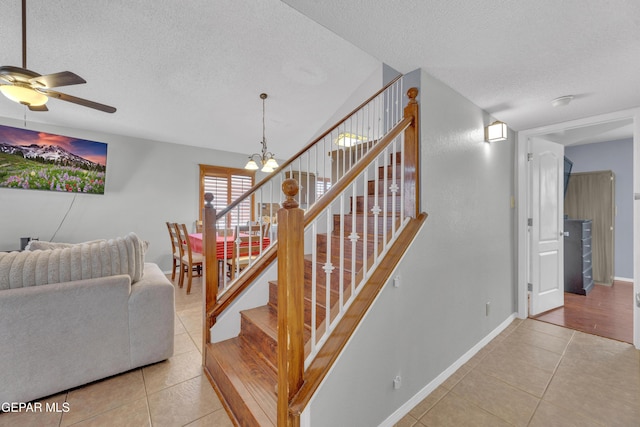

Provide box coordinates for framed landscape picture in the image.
[0,124,107,194]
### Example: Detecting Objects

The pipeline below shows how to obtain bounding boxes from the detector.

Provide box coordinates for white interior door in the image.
[529,137,565,315]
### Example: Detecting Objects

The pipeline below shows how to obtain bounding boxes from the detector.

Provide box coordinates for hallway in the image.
[396,318,639,426]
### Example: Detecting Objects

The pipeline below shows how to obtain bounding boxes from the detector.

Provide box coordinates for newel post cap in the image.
[282,178,299,209]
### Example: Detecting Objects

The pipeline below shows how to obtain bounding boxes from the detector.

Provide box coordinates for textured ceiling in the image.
[1,0,638,155]
[0,0,380,157]
[284,0,640,138]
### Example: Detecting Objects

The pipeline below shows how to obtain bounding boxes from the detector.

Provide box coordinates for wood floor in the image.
[532,280,634,343]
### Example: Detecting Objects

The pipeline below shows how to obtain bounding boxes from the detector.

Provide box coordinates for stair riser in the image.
[240,314,278,370]
[268,282,328,328]
[367,176,402,195]
[378,163,403,179]
[304,259,354,293]
[352,195,401,214]
[269,280,336,308]
[333,215,398,235]
[316,233,376,261]
[308,252,364,272]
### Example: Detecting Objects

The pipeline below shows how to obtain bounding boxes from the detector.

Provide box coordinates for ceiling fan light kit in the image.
[0,0,116,113]
[0,82,48,106]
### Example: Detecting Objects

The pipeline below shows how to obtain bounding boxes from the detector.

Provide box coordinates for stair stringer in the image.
[290,213,429,421]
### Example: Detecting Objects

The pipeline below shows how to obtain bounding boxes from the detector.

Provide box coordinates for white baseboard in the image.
[378,313,518,427]
[614,276,634,283]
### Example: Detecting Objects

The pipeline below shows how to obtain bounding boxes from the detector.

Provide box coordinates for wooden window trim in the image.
[198,165,255,224]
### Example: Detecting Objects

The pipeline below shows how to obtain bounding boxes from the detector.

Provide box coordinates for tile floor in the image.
[396,318,640,427]
[0,276,235,427]
[2,276,638,427]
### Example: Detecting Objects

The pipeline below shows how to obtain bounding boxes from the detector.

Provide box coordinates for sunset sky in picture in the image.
[0,125,107,166]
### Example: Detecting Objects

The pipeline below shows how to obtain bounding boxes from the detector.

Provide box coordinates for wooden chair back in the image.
[217,227,235,238]
[246,222,270,238]
[229,235,258,280]
[176,223,193,261]
[175,222,203,293]
[166,222,181,280]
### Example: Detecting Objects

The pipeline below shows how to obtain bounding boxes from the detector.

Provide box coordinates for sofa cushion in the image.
[25,239,106,251]
[0,232,147,290]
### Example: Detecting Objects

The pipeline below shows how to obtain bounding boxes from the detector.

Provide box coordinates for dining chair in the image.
[216,227,235,238]
[195,219,203,233]
[175,223,204,294]
[166,222,181,281]
[228,235,259,280]
[246,222,271,238]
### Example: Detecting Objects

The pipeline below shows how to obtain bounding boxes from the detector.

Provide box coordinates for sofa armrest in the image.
[0,275,132,403]
[128,263,175,367]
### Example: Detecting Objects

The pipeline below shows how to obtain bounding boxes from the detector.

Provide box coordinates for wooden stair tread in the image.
[242,305,277,338]
[206,338,277,426]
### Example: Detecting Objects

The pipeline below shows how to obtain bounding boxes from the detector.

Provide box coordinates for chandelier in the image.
[244,93,279,173]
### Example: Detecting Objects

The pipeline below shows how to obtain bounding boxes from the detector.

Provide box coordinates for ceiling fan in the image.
[0,0,116,113]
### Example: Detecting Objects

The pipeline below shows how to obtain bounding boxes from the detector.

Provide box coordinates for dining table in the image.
[188,233,270,259]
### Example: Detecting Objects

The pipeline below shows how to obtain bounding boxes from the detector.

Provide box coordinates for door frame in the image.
[516,108,640,349]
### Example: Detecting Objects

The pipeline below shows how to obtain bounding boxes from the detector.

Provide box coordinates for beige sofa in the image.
[0,233,175,404]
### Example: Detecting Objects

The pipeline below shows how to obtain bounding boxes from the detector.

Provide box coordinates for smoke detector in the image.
[551,95,574,107]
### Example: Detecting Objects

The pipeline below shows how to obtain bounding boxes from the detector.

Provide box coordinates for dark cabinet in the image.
[564,219,594,295]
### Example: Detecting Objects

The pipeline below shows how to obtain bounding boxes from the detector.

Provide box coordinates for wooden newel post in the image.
[403,87,420,218]
[277,179,304,427]
[202,192,218,353]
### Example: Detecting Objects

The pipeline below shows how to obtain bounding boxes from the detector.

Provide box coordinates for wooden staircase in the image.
[205,155,402,426]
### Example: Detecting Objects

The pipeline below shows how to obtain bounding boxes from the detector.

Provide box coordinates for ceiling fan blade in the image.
[28,104,48,112]
[29,71,86,88]
[39,89,117,113]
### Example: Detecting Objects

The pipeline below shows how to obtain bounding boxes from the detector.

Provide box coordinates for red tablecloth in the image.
[188,233,270,259]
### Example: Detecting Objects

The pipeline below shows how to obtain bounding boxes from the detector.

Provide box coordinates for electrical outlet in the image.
[486,302,490,316]
[393,275,401,288]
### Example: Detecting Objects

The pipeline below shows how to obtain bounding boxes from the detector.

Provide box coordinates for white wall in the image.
[309,64,385,142]
[0,117,253,271]
[308,69,517,426]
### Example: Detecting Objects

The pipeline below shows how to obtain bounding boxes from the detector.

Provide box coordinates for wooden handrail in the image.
[304,87,419,224]
[215,75,403,220]
[303,116,412,225]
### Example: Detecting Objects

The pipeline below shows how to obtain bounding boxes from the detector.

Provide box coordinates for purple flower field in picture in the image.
[0,124,107,195]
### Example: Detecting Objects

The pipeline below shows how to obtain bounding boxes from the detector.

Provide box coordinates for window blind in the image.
[199,165,255,227]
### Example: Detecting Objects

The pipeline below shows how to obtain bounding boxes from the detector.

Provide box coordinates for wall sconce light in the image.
[485,121,508,142]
